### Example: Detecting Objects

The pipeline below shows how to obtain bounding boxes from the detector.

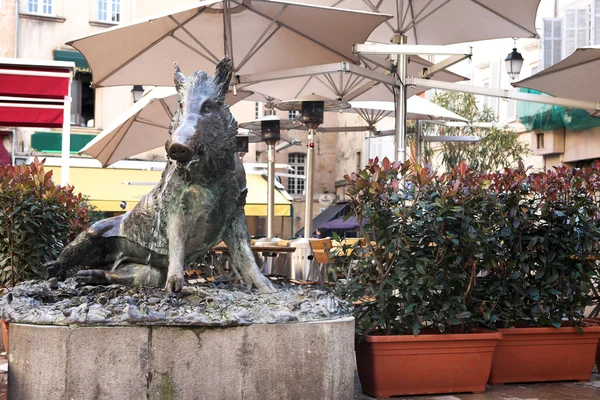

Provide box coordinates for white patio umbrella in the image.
[342,98,470,162]
[297,0,542,164]
[303,0,540,45]
[79,87,254,167]
[67,0,391,88]
[238,55,466,103]
[512,46,600,109]
[349,97,468,122]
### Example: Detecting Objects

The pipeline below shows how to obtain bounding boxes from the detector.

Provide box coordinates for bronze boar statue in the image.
[44,58,275,294]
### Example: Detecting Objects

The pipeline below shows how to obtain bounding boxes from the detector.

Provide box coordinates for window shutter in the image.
[542,18,563,69]
[564,7,590,57]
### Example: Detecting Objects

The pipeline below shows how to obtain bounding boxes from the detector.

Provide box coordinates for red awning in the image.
[0,67,71,99]
[0,103,64,128]
[0,59,74,128]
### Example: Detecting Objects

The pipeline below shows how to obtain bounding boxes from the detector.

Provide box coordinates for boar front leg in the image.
[165,212,186,293]
[223,209,275,294]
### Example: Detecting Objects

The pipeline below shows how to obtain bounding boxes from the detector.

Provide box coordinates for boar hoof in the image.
[43,260,62,279]
[77,269,110,285]
[165,272,185,293]
[256,275,276,294]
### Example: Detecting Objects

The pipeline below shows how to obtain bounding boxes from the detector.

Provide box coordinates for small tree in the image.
[0,158,92,287]
[426,91,529,172]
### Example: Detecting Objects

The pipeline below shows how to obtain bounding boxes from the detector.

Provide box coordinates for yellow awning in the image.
[47,167,291,216]
[245,174,292,217]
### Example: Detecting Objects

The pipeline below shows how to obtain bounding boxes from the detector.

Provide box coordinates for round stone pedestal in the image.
[8,317,354,400]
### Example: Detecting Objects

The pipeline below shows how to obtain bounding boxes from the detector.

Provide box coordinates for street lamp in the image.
[505,40,524,80]
[239,115,301,240]
[131,85,144,103]
[276,95,350,238]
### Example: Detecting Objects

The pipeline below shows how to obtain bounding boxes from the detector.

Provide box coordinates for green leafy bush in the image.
[0,158,92,287]
[339,158,600,337]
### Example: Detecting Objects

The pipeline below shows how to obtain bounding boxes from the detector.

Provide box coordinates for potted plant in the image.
[0,158,94,351]
[471,163,600,384]
[338,159,502,398]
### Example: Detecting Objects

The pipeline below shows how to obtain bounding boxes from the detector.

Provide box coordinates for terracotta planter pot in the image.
[355,332,502,398]
[488,326,600,385]
[584,318,600,370]
[1,320,8,353]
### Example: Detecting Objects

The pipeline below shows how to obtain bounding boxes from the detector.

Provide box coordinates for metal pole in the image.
[416,120,422,164]
[61,79,72,185]
[304,128,315,238]
[394,35,408,163]
[266,142,276,239]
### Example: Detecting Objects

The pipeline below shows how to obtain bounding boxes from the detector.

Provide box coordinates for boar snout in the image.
[168,142,194,162]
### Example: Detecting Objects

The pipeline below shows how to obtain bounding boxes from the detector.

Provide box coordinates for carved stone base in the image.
[8,318,354,400]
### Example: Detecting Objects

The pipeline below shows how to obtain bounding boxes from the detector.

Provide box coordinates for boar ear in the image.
[213,57,233,102]
[173,62,186,92]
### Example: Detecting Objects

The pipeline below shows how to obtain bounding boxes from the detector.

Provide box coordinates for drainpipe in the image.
[14,0,19,57]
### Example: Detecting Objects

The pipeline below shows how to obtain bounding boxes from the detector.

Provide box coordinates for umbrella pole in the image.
[393,35,408,164]
[304,129,315,238]
[267,142,276,239]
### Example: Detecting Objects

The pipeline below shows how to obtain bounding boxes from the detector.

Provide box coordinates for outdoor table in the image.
[211,244,297,276]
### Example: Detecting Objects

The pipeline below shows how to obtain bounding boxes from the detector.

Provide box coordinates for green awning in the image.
[53,50,91,74]
[31,131,95,153]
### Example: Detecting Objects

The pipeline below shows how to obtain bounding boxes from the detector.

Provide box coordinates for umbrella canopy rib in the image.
[236,8,286,71]
[235,2,355,64]
[469,0,537,38]
[171,16,220,64]
[135,118,171,130]
[92,10,204,87]
[158,99,173,120]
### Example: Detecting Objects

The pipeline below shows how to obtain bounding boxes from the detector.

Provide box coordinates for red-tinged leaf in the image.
[459,161,467,177]
[382,157,391,171]
[373,170,380,183]
[391,179,399,191]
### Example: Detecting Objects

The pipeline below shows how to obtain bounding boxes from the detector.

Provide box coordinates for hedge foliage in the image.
[340,158,600,336]
[0,158,92,287]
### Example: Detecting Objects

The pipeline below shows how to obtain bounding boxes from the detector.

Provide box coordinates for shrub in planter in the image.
[0,158,92,287]
[339,159,502,398]
[470,163,600,384]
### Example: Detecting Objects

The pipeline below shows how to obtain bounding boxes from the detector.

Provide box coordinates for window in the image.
[288,110,298,120]
[28,0,52,14]
[98,0,120,23]
[254,102,260,119]
[482,81,491,110]
[536,133,544,150]
[70,73,95,127]
[288,153,305,195]
[564,7,589,57]
[542,18,563,69]
[531,65,539,75]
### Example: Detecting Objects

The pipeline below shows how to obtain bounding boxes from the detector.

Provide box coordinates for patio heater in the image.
[239,115,301,240]
[276,95,350,238]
